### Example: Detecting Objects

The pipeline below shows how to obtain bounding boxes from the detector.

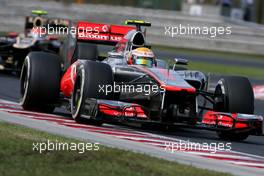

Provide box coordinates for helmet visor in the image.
[134,57,153,67]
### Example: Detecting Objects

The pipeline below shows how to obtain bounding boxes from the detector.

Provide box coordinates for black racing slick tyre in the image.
[20,52,61,113]
[71,61,113,124]
[214,76,254,114]
[213,76,254,141]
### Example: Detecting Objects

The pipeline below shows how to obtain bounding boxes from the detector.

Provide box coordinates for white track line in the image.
[186,151,263,161]
[230,161,264,167]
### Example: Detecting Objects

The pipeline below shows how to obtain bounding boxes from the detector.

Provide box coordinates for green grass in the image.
[153,45,264,61]
[188,61,264,78]
[161,57,264,79]
[0,122,231,176]
[102,44,263,78]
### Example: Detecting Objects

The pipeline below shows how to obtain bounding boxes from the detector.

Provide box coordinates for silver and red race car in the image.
[19,20,263,141]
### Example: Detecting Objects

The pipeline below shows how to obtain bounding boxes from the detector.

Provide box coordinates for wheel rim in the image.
[214,80,226,112]
[71,68,85,119]
[20,57,30,105]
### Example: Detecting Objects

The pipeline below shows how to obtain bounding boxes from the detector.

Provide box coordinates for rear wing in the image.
[125,20,151,31]
[77,21,135,45]
[24,10,69,33]
[25,16,70,33]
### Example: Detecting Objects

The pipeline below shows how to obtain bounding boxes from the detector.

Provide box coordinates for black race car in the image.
[0,10,68,75]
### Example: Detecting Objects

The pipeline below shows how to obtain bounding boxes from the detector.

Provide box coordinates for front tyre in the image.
[214,76,254,114]
[71,61,113,124]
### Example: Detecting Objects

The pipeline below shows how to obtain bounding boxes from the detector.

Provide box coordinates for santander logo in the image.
[102,25,109,32]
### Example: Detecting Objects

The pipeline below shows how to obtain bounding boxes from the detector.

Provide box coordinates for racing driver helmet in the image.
[127,47,156,67]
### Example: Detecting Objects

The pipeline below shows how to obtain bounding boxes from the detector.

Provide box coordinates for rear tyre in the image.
[214,76,254,114]
[20,52,61,113]
[71,61,113,124]
[213,76,254,140]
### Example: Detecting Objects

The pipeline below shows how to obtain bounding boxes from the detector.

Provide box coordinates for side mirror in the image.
[173,58,188,70]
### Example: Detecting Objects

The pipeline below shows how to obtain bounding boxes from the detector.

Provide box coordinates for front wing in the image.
[80,98,263,135]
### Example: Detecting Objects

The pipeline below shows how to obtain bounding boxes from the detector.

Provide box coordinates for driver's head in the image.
[127,47,156,67]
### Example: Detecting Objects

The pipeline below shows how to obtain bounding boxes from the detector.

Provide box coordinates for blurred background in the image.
[1,0,264,54]
[61,0,264,23]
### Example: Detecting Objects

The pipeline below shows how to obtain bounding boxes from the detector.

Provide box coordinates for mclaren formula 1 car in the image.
[0,10,68,74]
[19,20,263,141]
